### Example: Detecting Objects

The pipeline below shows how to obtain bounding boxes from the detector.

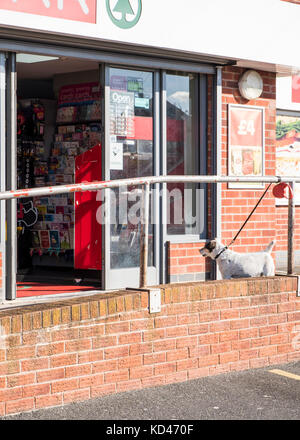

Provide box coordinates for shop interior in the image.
[16,53,103,296]
[15,53,197,296]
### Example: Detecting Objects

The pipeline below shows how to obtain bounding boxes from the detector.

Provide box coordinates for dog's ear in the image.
[205,240,216,252]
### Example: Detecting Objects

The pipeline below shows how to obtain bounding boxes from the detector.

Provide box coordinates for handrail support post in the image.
[140,183,150,288]
[288,181,295,275]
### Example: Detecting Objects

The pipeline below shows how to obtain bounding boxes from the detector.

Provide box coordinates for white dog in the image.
[199,239,275,279]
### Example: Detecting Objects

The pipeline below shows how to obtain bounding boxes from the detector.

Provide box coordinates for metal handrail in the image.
[1,174,297,288]
[0,175,299,201]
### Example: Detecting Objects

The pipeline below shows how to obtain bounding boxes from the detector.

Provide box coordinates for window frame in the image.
[162,71,208,244]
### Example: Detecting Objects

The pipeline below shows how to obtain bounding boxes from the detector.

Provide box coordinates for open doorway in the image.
[16,53,103,297]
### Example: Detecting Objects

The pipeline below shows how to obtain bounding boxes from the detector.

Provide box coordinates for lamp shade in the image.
[238,70,263,100]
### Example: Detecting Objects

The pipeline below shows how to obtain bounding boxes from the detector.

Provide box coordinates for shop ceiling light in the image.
[16,54,59,64]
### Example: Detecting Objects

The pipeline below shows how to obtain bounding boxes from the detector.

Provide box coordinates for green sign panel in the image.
[135,97,149,109]
[106,0,142,29]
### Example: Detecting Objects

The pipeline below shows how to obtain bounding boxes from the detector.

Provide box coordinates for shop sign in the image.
[110,76,128,91]
[292,75,300,104]
[106,0,142,29]
[135,97,149,109]
[58,82,101,105]
[127,77,143,93]
[0,0,97,23]
[228,104,265,188]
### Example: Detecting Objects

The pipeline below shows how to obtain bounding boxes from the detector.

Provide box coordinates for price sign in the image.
[228,104,264,188]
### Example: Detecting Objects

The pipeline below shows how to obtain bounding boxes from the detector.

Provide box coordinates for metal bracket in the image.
[149,288,161,314]
[126,287,161,313]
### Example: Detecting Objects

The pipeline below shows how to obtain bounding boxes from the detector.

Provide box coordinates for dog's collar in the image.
[215,246,228,260]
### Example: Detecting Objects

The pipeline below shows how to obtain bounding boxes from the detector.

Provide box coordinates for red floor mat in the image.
[17,282,96,298]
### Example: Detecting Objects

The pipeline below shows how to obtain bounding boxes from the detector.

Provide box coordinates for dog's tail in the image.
[263,239,276,253]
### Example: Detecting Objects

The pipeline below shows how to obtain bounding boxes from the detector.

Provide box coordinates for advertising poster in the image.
[228,104,264,188]
[276,114,300,205]
[110,90,135,137]
[58,82,101,105]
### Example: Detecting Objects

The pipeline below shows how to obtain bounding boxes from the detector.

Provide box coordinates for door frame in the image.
[5,52,17,300]
[0,53,6,302]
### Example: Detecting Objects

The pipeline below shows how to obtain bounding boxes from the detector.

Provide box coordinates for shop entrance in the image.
[16,54,103,297]
[5,48,209,298]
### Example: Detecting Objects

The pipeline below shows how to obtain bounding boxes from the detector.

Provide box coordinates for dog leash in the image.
[215,183,273,260]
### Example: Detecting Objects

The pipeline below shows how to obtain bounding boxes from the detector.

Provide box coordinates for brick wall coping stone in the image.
[0,276,297,333]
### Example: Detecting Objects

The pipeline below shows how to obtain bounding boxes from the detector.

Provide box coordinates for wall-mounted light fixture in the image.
[238,70,263,100]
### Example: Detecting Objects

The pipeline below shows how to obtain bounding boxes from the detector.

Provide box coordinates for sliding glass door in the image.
[103,66,207,290]
[104,66,160,289]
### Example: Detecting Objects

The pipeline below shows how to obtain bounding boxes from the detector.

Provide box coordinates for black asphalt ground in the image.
[1,361,300,422]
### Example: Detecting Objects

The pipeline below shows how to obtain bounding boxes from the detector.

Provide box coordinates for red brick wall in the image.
[168,242,211,281]
[221,67,277,253]
[222,67,299,268]
[0,277,299,416]
[276,207,300,255]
